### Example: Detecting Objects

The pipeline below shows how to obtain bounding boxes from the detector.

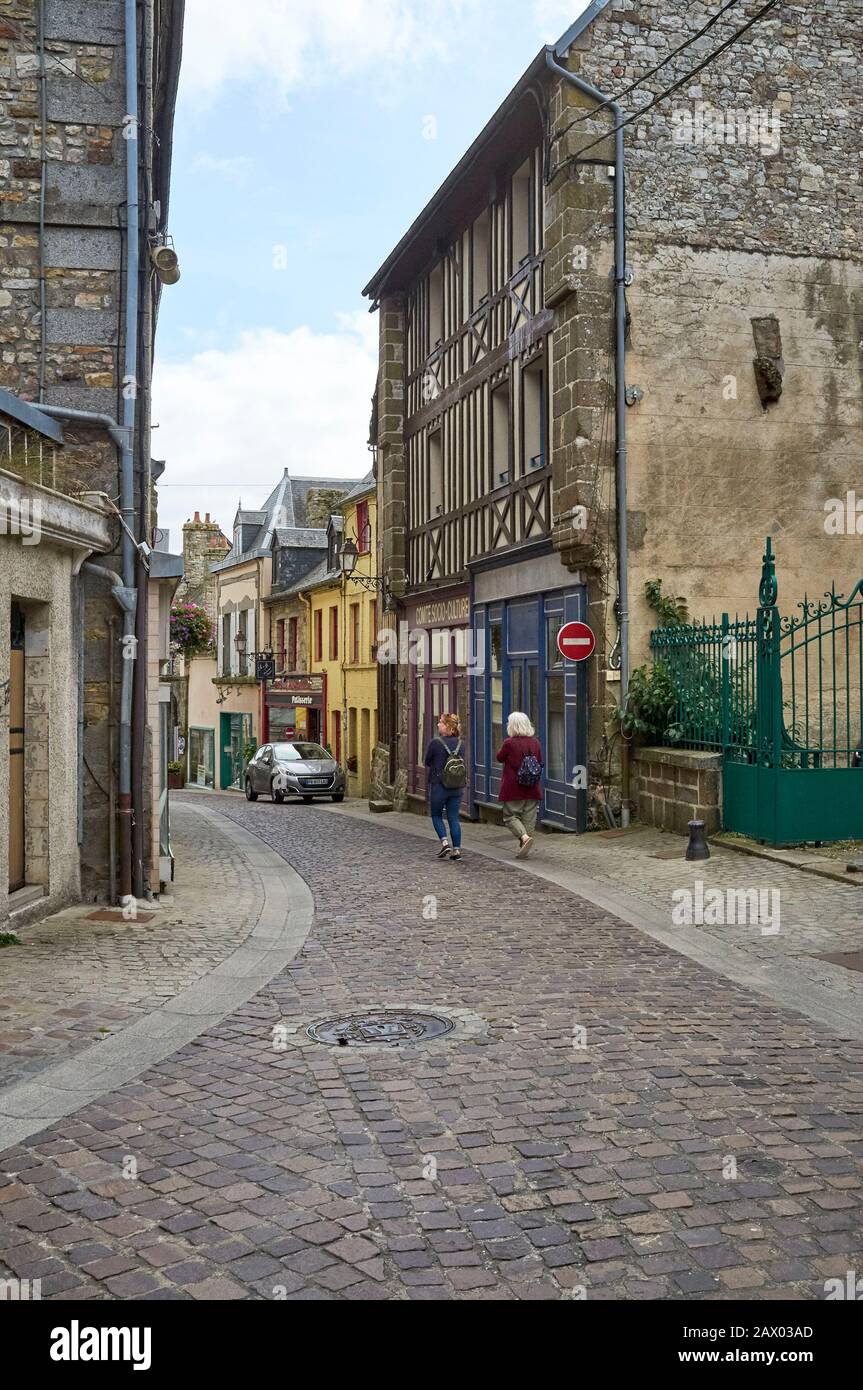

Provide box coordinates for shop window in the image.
[509,600,538,655]
[314,609,323,663]
[329,605,339,661]
[431,629,450,670]
[489,616,504,757]
[546,676,566,783]
[415,640,426,767]
[188,728,215,788]
[429,429,443,517]
[523,357,546,474]
[511,158,534,271]
[491,384,510,487]
[546,614,565,669]
[471,209,490,311]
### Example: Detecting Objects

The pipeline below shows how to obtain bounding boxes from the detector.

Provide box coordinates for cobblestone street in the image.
[0,803,265,1088]
[1,795,861,1302]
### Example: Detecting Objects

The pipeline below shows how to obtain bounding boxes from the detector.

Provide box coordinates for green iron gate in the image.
[651,539,863,846]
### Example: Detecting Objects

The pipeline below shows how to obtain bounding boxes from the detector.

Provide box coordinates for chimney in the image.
[194,510,201,523]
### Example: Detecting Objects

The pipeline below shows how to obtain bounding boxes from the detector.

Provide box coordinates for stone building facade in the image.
[366,0,863,828]
[1,0,184,904]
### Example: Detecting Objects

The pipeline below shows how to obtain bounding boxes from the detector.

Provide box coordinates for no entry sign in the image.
[557,621,596,663]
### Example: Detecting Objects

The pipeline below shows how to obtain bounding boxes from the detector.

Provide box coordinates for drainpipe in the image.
[37,0,47,403]
[545,49,631,826]
[40,410,138,903]
[39,0,143,898]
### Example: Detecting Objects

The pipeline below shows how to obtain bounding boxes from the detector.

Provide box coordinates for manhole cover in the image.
[307,1010,455,1048]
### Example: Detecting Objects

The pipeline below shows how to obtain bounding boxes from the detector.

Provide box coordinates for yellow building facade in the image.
[304,477,379,798]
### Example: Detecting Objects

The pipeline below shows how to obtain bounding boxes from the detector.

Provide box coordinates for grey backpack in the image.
[436,738,467,790]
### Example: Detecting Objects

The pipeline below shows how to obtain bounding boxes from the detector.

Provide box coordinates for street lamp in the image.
[339,538,359,577]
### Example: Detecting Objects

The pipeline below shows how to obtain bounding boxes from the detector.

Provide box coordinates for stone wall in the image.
[633,746,722,836]
[176,512,229,629]
[544,0,863,749]
[1,0,180,899]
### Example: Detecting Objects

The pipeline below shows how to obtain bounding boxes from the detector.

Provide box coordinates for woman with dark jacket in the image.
[424,712,465,862]
[496,711,544,858]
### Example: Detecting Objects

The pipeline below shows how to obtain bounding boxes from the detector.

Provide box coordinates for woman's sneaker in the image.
[449,850,463,863]
[437,843,451,859]
[517,836,534,859]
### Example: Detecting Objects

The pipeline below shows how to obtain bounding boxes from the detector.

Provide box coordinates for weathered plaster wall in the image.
[627,245,862,656]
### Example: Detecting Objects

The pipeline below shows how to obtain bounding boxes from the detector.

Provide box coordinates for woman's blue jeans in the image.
[430,787,463,849]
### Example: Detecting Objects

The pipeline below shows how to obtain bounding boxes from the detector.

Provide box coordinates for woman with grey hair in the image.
[496,712,544,858]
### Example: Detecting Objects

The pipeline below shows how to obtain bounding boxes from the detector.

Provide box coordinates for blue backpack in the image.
[517,752,543,788]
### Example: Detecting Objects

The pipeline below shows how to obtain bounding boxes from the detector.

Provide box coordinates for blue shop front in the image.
[470,548,588,832]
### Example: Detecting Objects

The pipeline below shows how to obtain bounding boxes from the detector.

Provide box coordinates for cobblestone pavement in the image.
[0,803,265,1087]
[0,794,861,1302]
[330,804,863,1014]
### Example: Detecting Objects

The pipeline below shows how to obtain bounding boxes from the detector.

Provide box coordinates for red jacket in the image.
[496,736,544,802]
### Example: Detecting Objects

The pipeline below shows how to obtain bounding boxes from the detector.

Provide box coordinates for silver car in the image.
[245,742,346,804]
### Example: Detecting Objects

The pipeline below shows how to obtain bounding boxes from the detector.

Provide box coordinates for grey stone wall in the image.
[1,0,177,898]
[633,746,723,836]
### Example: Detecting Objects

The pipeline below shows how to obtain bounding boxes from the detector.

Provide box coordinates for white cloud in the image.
[152,312,378,543]
[192,153,254,184]
[534,0,594,45]
[180,0,476,104]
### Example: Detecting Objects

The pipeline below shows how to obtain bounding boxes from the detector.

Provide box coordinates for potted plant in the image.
[167,759,185,790]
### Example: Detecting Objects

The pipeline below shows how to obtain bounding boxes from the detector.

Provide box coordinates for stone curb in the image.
[713,832,863,888]
[320,803,863,1046]
[0,804,314,1153]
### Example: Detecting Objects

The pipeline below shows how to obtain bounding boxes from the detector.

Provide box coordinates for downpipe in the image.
[545,50,631,826]
[39,0,143,902]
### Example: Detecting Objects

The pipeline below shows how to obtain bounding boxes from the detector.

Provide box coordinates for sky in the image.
[152,0,592,547]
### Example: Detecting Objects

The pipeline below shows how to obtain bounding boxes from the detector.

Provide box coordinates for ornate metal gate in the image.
[652,539,863,847]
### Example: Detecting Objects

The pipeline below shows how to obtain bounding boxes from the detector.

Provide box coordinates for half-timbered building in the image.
[366,1,863,835]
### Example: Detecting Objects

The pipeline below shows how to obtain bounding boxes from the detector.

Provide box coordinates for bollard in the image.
[686,820,710,862]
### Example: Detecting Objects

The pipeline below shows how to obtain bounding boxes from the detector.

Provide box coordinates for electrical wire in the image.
[566,0,780,165]
[553,0,744,138]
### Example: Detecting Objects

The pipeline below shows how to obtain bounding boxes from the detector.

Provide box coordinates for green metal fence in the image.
[650,539,863,846]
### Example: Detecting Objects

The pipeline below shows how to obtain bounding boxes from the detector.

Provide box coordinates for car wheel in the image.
[272,781,286,804]
[302,795,314,804]
[245,779,258,802]
[331,793,345,803]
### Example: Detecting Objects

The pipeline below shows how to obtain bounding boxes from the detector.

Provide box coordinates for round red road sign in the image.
[557,621,596,663]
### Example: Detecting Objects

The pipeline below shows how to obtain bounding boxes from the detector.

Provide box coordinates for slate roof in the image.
[211,468,361,573]
[342,470,375,504]
[268,558,340,601]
